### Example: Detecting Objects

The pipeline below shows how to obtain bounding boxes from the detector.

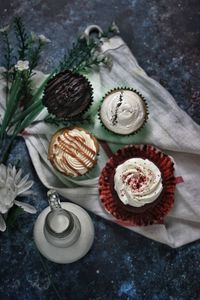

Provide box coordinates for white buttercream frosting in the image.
[100,90,146,135]
[49,128,98,177]
[114,158,163,207]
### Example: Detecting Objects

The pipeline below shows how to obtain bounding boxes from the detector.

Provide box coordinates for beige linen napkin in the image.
[1,30,200,248]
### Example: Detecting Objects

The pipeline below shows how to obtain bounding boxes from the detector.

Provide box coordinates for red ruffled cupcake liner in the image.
[99,144,176,226]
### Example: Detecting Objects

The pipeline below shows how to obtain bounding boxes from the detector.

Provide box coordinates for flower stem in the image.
[0,72,22,141]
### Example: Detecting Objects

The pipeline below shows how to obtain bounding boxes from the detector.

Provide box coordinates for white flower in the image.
[0,25,9,33]
[103,55,113,69]
[15,60,29,72]
[38,34,51,44]
[110,21,120,34]
[30,31,38,42]
[0,164,36,232]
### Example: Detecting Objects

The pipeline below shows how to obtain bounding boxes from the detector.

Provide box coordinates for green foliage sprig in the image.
[14,16,29,60]
[0,28,13,102]
[58,37,106,74]
[0,17,52,162]
[0,17,118,163]
[58,21,119,74]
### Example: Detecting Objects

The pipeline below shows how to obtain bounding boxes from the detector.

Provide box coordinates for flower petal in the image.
[14,168,22,185]
[17,180,33,195]
[0,25,9,33]
[7,164,13,182]
[0,164,7,183]
[17,174,29,188]
[38,34,51,43]
[0,214,6,232]
[15,60,29,71]
[14,200,36,214]
[12,165,16,177]
[19,190,33,196]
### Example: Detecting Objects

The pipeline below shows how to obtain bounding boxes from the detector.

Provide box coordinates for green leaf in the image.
[0,72,22,140]
[0,30,13,102]
[14,16,29,60]
[6,206,24,228]
[10,72,54,126]
[58,37,100,73]
[13,101,45,137]
[28,40,43,72]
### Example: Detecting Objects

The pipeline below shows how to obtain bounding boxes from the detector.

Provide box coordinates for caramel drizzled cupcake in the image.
[48,127,99,177]
[42,70,93,119]
[99,88,148,135]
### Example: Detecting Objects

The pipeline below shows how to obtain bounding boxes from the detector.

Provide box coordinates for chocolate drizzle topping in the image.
[42,70,92,118]
[111,91,124,126]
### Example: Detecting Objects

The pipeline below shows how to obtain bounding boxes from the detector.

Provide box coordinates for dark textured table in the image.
[0,1,200,299]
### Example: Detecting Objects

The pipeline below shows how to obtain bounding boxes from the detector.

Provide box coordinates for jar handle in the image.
[47,189,61,211]
[81,25,103,45]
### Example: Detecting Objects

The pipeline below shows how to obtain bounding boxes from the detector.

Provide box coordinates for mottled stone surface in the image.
[0,1,200,299]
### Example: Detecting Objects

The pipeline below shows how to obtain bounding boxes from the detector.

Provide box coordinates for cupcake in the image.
[99,88,148,135]
[48,127,99,177]
[42,70,93,119]
[114,158,163,208]
[99,145,176,226]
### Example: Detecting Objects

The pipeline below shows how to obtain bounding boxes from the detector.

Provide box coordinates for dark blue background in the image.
[0,1,200,299]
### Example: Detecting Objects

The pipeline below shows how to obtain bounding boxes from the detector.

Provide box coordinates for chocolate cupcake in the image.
[42,70,93,119]
[48,127,99,177]
[99,144,176,226]
[99,88,148,135]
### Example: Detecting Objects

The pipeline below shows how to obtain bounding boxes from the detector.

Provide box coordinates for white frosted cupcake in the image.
[99,144,176,226]
[48,127,99,177]
[114,158,163,208]
[99,88,148,135]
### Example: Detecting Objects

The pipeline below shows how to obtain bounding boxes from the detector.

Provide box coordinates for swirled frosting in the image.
[48,128,99,177]
[100,90,146,135]
[114,158,163,207]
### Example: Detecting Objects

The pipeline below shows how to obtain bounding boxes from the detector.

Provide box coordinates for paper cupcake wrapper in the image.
[43,70,94,120]
[98,87,149,137]
[99,144,176,226]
